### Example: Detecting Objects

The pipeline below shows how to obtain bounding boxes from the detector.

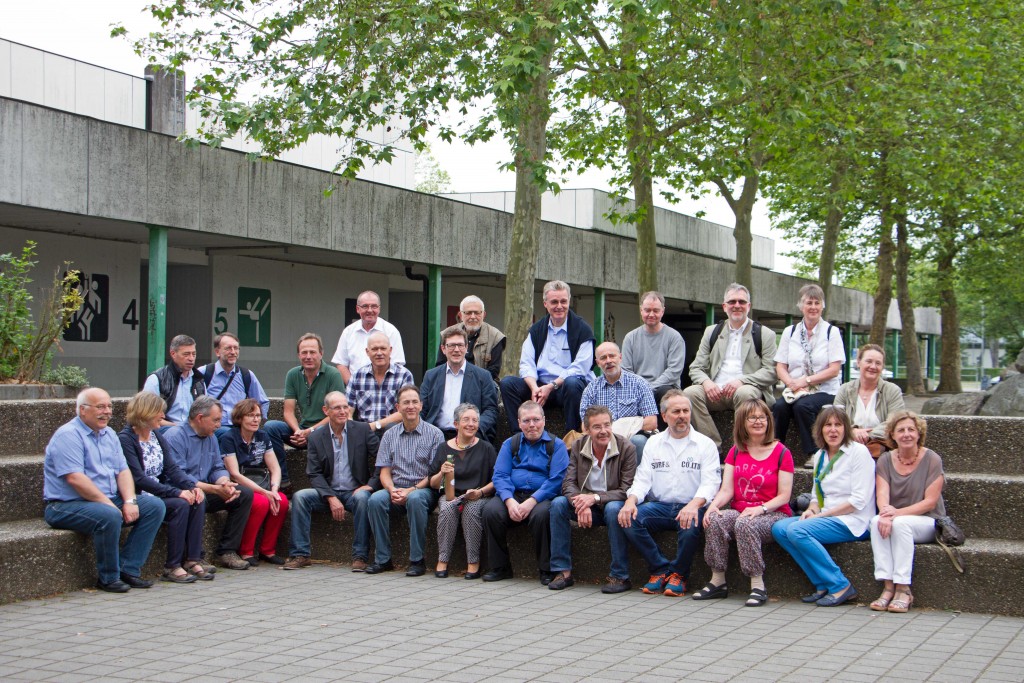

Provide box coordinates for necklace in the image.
[455,436,476,450]
[896,448,919,467]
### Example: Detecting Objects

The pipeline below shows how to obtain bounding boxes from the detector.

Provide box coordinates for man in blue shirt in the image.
[499,280,595,434]
[579,341,659,460]
[164,395,254,570]
[203,333,271,435]
[43,388,166,593]
[142,334,205,427]
[482,401,569,584]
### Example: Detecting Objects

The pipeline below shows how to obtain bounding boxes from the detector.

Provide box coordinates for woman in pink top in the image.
[695,399,794,606]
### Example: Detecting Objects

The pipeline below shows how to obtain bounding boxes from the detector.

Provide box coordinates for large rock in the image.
[922,391,987,416]
[980,373,1024,417]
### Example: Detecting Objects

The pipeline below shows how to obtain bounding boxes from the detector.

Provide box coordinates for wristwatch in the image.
[761,504,768,514]
[125,497,138,505]
[593,494,601,504]
[374,421,382,431]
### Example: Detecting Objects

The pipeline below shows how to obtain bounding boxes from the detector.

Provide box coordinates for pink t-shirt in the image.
[725,442,794,515]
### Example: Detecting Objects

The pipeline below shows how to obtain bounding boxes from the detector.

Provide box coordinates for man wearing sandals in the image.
[164,396,254,572]
[618,390,721,597]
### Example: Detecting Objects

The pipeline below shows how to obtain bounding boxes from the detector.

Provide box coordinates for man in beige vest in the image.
[435,295,506,381]
[684,283,778,448]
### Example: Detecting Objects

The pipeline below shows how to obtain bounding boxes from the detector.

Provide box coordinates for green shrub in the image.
[41,364,90,389]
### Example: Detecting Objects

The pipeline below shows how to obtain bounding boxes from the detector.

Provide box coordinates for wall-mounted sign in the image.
[64,273,109,342]
[238,287,271,346]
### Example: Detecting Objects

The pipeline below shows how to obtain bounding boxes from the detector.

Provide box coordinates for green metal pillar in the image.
[927,334,937,381]
[705,304,715,328]
[146,226,168,374]
[843,322,854,383]
[594,288,606,346]
[785,314,794,328]
[892,330,900,378]
[427,266,442,372]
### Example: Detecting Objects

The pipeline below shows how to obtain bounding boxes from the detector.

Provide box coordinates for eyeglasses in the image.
[520,417,544,424]
[357,303,380,310]
[446,343,467,349]
[725,299,749,306]
[746,415,767,423]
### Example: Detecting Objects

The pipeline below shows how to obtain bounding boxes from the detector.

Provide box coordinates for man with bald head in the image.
[346,332,414,434]
[44,388,166,592]
[332,290,406,384]
[579,342,659,459]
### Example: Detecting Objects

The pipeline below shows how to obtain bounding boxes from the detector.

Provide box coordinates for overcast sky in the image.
[1,1,794,274]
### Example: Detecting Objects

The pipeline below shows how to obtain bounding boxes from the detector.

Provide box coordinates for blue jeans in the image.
[289,487,372,560]
[262,419,294,482]
[549,496,628,579]
[368,488,437,564]
[45,494,166,583]
[630,434,649,463]
[499,375,589,433]
[622,501,704,579]
[772,515,868,593]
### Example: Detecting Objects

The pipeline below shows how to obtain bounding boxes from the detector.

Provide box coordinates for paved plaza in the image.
[1,563,1022,682]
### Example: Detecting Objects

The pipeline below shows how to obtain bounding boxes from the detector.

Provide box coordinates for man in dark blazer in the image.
[421,328,500,442]
[283,391,380,571]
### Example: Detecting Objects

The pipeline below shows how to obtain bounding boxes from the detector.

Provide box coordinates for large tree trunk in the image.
[732,171,759,291]
[935,212,962,392]
[817,161,848,303]
[895,212,925,394]
[500,54,553,378]
[631,170,657,295]
[868,158,894,346]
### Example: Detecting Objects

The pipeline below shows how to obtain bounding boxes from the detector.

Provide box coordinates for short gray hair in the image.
[460,295,485,312]
[189,395,221,421]
[454,403,480,423]
[76,387,101,410]
[640,291,665,308]
[170,334,196,352]
[723,283,751,304]
[543,280,571,299]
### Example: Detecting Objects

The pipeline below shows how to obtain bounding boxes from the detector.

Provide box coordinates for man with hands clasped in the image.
[619,390,721,597]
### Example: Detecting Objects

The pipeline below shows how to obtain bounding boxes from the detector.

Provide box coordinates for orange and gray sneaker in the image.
[642,573,670,594]
[664,573,687,596]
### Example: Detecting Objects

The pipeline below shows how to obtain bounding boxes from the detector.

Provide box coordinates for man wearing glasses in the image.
[331,290,406,384]
[43,388,165,592]
[684,283,778,449]
[435,295,506,381]
[421,328,500,442]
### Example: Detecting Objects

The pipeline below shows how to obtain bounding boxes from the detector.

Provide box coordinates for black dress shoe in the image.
[464,571,482,580]
[96,579,131,593]
[435,569,449,578]
[482,566,514,582]
[119,573,153,589]
[406,561,426,577]
[539,570,556,586]
[365,561,395,574]
[548,575,574,591]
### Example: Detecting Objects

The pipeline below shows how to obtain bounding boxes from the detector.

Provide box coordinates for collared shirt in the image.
[346,363,415,423]
[583,437,618,494]
[205,361,270,425]
[44,417,127,501]
[163,422,228,486]
[218,426,273,469]
[492,431,570,503]
[377,420,444,488]
[775,320,846,394]
[518,321,595,384]
[330,317,406,372]
[143,371,195,424]
[578,369,658,422]
[330,425,359,491]
[284,362,346,430]
[627,429,721,505]
[713,319,749,386]
[438,362,466,430]
[811,441,876,536]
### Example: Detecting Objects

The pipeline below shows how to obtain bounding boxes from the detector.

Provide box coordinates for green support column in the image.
[705,304,715,328]
[146,226,168,374]
[843,322,854,383]
[427,266,442,373]
[927,334,937,381]
[594,288,606,346]
[785,314,793,328]
[892,330,900,378]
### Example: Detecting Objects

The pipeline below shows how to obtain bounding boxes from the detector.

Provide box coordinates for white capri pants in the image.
[869,514,936,584]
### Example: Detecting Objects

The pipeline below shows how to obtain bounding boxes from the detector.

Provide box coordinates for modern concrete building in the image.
[0,38,941,395]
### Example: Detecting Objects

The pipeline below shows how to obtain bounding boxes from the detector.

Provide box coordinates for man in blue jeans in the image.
[366,385,444,576]
[618,390,721,597]
[548,405,637,593]
[284,391,380,571]
[43,388,166,593]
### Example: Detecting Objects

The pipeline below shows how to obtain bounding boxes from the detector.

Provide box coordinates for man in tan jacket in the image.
[684,283,778,448]
[547,405,637,593]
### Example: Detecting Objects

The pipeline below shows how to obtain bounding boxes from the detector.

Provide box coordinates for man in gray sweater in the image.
[621,291,686,410]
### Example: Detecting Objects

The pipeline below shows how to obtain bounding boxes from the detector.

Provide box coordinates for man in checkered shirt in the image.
[579,342,658,460]
[365,385,444,576]
[346,332,414,436]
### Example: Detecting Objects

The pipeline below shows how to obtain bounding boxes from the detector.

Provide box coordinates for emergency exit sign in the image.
[237,287,271,347]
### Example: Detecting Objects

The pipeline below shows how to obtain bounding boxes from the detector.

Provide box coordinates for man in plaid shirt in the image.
[579,342,659,460]
[346,332,414,436]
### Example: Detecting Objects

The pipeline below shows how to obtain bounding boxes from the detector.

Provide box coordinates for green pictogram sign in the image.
[237,287,271,346]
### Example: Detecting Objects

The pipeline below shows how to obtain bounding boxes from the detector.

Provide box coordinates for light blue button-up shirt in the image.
[43,417,128,501]
[518,321,595,384]
[204,361,271,425]
[143,371,196,424]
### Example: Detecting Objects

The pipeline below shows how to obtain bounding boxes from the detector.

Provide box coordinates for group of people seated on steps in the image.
[42,280,943,613]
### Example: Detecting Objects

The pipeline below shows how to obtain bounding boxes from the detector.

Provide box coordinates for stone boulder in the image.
[922,392,987,416]
[980,373,1024,417]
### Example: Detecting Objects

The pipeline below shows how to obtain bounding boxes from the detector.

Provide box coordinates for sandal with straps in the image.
[692,582,728,600]
[870,589,895,611]
[745,588,768,607]
[184,561,215,581]
[888,590,914,613]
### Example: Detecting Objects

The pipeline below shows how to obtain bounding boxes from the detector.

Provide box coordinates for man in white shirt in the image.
[618,390,721,597]
[684,283,778,448]
[331,290,406,384]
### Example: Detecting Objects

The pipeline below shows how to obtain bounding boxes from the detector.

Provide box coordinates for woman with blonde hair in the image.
[833,344,905,457]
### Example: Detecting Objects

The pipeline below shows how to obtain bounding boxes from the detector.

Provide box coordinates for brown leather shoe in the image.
[215,552,251,570]
[282,556,312,570]
[351,558,368,572]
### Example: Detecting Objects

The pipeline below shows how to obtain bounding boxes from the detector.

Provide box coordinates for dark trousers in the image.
[163,496,206,568]
[772,392,835,456]
[483,493,552,572]
[205,487,254,555]
[499,375,589,433]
